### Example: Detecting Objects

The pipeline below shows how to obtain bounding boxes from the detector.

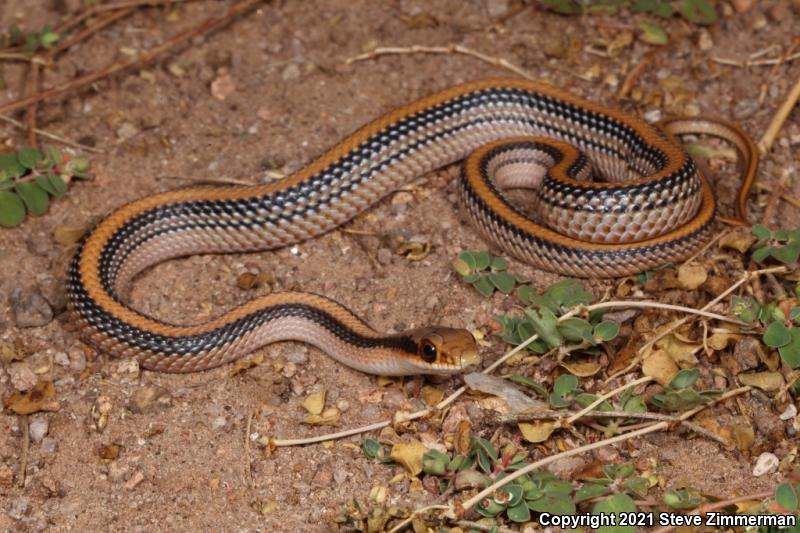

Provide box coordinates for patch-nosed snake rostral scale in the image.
[66,78,757,375]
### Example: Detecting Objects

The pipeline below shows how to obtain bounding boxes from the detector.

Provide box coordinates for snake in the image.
[66,78,757,375]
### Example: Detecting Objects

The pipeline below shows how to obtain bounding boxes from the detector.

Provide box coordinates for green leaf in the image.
[593,321,620,342]
[623,395,647,413]
[476,497,505,517]
[776,483,798,512]
[524,307,563,348]
[553,374,579,396]
[678,0,717,26]
[663,487,702,509]
[544,279,594,310]
[515,285,537,305]
[575,482,611,502]
[669,368,699,389]
[38,27,59,49]
[506,500,531,522]
[422,449,450,475]
[0,190,26,227]
[472,251,491,270]
[790,307,800,323]
[752,224,772,240]
[632,0,672,16]
[549,391,572,409]
[503,484,524,507]
[621,476,650,498]
[509,375,549,398]
[558,317,594,343]
[764,321,792,348]
[540,0,583,15]
[17,147,43,170]
[527,494,575,515]
[593,493,637,533]
[34,174,66,198]
[14,182,49,216]
[575,393,612,412]
[471,276,495,298]
[773,243,800,264]
[0,153,26,178]
[778,327,800,369]
[542,479,573,497]
[488,271,516,294]
[489,256,507,271]
[473,437,498,463]
[458,250,478,270]
[678,0,717,25]
[362,438,385,460]
[44,145,64,166]
[638,21,668,45]
[751,246,773,263]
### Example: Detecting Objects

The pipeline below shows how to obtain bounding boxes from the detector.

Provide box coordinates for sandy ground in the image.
[1,0,799,531]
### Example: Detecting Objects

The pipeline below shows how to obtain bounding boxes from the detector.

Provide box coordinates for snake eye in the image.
[420,341,438,363]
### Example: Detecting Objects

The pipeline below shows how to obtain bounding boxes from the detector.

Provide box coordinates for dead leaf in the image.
[737,371,784,392]
[302,407,340,426]
[719,228,756,253]
[707,332,737,351]
[0,342,24,363]
[453,420,472,455]
[54,224,87,245]
[677,263,707,290]
[560,357,603,377]
[642,349,679,386]
[390,440,428,476]
[229,353,264,376]
[98,443,121,461]
[421,385,444,407]
[303,390,326,415]
[3,381,59,415]
[518,421,555,443]
[655,332,701,368]
[464,373,545,413]
[730,424,755,451]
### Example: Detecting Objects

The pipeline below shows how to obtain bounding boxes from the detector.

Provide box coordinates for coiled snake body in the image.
[67,78,756,374]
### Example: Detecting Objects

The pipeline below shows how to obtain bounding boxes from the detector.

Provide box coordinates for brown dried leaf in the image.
[518,421,555,443]
[453,420,472,456]
[54,224,87,245]
[730,424,755,451]
[677,263,707,290]
[737,371,784,392]
[303,390,326,415]
[389,440,428,476]
[560,356,603,377]
[421,385,444,407]
[303,406,341,426]
[719,228,757,253]
[642,349,679,386]
[395,241,430,261]
[0,342,24,363]
[707,332,738,351]
[229,353,264,376]
[655,332,700,368]
[3,380,58,415]
[98,443,121,461]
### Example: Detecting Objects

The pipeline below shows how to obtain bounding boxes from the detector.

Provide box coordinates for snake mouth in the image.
[459,346,481,372]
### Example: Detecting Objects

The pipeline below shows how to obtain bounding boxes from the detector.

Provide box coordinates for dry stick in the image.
[651,490,774,533]
[566,375,652,424]
[49,7,137,59]
[755,182,800,210]
[711,51,800,68]
[759,70,800,153]
[0,0,264,117]
[53,0,199,36]
[25,62,40,147]
[272,300,744,447]
[616,49,660,101]
[0,113,103,153]
[505,409,728,446]
[346,45,537,81]
[458,386,751,515]
[17,415,29,488]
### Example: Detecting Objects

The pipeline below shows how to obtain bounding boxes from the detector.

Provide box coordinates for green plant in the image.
[0,146,91,227]
[540,0,717,25]
[651,368,721,411]
[752,225,800,266]
[731,290,800,369]
[0,25,59,55]
[453,250,522,297]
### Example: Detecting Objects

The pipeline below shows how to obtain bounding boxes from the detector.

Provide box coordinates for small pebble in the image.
[283,345,308,365]
[54,352,70,367]
[29,418,49,443]
[779,403,797,421]
[8,497,29,520]
[40,437,58,454]
[281,63,300,81]
[116,122,139,140]
[9,288,53,328]
[333,469,348,484]
[377,248,393,265]
[281,361,297,378]
[212,416,228,431]
[753,452,779,476]
[336,399,350,412]
[68,346,86,371]
[9,362,38,392]
[129,386,172,414]
[108,462,130,482]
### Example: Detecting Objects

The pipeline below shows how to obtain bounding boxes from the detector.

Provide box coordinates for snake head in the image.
[403,327,480,375]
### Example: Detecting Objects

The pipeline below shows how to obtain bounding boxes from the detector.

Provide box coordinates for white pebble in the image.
[29,418,49,443]
[753,452,779,476]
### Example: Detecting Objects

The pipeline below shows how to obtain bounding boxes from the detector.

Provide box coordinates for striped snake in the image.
[67,78,756,374]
